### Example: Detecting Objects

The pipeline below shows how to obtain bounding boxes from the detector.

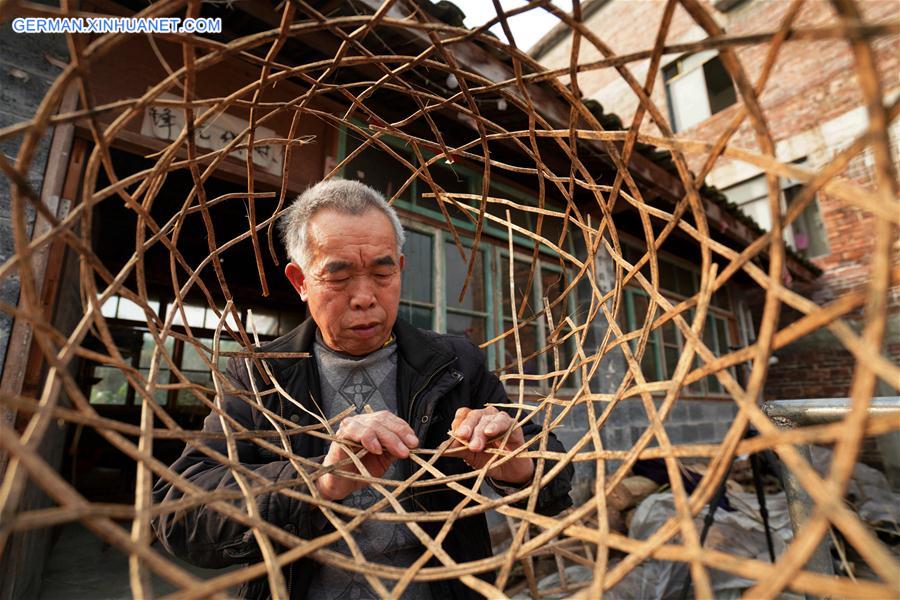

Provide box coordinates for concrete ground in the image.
[39,523,239,599]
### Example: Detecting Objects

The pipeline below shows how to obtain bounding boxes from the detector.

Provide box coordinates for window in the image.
[500,257,541,385]
[137,332,174,400]
[176,336,242,407]
[444,240,489,346]
[339,124,581,392]
[784,184,830,258]
[89,331,173,406]
[620,244,738,398]
[163,301,300,337]
[100,295,160,321]
[397,221,581,393]
[722,171,830,258]
[663,51,737,132]
[494,252,580,391]
[89,298,301,407]
[400,229,436,329]
[624,289,734,397]
[245,308,304,337]
[541,266,577,373]
[88,330,245,409]
[89,367,129,405]
[703,314,732,394]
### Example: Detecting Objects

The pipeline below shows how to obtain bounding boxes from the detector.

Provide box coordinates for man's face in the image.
[285,208,404,356]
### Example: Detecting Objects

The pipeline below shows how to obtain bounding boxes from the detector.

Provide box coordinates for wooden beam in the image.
[20,138,89,402]
[0,82,81,600]
[0,83,80,465]
[72,124,306,194]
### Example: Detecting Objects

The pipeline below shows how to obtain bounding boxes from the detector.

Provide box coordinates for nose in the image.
[348,275,377,310]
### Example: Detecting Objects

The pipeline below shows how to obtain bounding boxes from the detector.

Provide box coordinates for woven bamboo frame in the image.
[0,0,898,598]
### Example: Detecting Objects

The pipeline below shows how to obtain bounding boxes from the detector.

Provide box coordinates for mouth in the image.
[349,322,381,337]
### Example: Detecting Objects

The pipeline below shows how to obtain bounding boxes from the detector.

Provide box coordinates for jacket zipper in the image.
[406,357,456,426]
[286,562,294,599]
[406,358,459,513]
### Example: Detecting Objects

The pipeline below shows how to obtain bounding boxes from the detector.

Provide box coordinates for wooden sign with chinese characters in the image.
[140,92,283,175]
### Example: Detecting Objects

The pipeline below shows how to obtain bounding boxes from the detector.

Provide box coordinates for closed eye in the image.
[324,277,350,285]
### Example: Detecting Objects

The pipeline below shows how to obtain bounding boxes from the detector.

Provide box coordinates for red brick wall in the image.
[537,0,900,399]
[765,342,858,399]
[539,0,899,143]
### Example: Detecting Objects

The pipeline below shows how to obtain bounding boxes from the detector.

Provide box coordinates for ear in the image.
[399,253,405,272]
[284,262,310,302]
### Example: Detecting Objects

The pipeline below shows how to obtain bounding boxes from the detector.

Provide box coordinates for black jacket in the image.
[152,318,573,598]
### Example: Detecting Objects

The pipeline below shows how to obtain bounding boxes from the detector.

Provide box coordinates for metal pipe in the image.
[762,396,900,590]
[764,396,900,426]
[777,443,836,581]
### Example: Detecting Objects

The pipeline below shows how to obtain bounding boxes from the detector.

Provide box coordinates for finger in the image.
[323,439,348,467]
[358,428,382,455]
[337,419,369,444]
[451,407,472,432]
[373,411,419,447]
[457,448,477,466]
[454,409,484,441]
[336,416,363,438]
[488,420,524,451]
[469,414,497,452]
[457,408,492,441]
[376,428,411,459]
[503,423,526,448]
[483,412,513,440]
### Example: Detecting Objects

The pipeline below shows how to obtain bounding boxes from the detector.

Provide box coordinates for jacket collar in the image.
[257,317,317,376]
[392,318,455,376]
[258,316,454,380]
[257,316,457,437]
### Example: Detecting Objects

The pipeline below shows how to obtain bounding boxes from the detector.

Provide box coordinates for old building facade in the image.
[533,0,900,401]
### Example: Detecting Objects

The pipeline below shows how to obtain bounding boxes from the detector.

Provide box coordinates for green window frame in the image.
[495,249,581,392]
[623,283,735,399]
[89,297,298,409]
[399,227,437,331]
[443,236,492,358]
[400,220,499,368]
[337,123,569,258]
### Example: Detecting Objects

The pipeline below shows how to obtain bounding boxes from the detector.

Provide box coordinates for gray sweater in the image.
[307,336,432,599]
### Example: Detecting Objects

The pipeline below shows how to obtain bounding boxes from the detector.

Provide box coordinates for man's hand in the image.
[450,406,535,485]
[317,410,419,501]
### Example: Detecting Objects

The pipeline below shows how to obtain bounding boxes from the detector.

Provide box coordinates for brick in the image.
[688,402,706,421]
[696,423,716,443]
[678,425,699,444]
[538,0,899,408]
[603,427,628,451]
[626,399,646,421]
[631,425,651,447]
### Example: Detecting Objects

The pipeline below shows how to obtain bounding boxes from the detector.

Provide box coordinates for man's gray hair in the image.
[279,178,406,270]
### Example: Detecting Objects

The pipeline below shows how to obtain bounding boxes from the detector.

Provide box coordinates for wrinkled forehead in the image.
[306,208,400,270]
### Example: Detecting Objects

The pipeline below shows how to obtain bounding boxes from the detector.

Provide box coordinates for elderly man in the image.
[152,179,573,599]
